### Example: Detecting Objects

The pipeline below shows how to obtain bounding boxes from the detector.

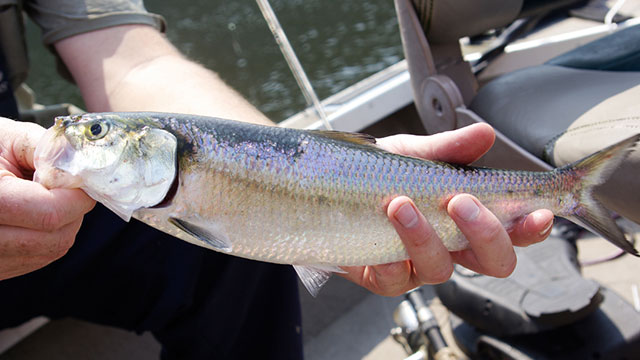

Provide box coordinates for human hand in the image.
[341,123,554,296]
[0,118,95,280]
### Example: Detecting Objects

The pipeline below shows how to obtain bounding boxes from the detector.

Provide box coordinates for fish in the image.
[33,112,639,295]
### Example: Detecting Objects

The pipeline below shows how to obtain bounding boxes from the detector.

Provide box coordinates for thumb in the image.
[0,117,46,172]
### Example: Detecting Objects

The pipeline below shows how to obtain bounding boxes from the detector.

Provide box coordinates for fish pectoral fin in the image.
[168,217,232,253]
[292,265,346,297]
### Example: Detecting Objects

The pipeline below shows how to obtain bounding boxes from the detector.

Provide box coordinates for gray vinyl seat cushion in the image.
[469,65,640,163]
[471,23,640,162]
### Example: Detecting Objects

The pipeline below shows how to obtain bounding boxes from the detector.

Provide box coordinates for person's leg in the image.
[0,204,303,359]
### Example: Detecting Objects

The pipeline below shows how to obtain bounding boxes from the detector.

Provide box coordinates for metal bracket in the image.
[419,75,464,134]
[395,0,552,171]
[395,0,467,134]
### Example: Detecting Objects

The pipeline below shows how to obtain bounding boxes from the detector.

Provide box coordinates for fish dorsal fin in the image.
[292,265,346,297]
[169,217,232,253]
[312,130,377,147]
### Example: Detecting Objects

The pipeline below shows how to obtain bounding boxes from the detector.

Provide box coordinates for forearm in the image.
[101,54,272,124]
[54,25,272,125]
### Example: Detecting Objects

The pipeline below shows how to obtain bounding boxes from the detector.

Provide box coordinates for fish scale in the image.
[33,112,639,295]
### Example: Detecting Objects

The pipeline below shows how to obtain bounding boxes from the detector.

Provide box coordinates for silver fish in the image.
[33,112,639,295]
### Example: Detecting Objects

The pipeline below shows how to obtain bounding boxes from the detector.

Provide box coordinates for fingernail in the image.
[539,219,553,236]
[453,196,480,222]
[395,202,419,228]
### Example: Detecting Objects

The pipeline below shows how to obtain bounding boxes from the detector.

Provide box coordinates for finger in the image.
[387,196,453,285]
[0,118,45,171]
[0,217,82,258]
[0,175,95,231]
[447,194,516,278]
[0,254,58,281]
[509,209,554,247]
[376,123,495,164]
[367,261,414,296]
[338,263,411,297]
[0,219,82,280]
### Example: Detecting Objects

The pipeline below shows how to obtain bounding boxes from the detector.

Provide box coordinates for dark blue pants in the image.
[0,205,303,359]
[0,49,19,120]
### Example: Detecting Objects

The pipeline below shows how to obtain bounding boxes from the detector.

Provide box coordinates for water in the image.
[24,0,403,122]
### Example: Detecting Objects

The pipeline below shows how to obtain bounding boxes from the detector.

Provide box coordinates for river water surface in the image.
[25,0,403,122]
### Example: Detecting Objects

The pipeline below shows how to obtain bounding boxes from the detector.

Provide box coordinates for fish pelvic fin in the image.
[562,134,640,256]
[293,265,346,297]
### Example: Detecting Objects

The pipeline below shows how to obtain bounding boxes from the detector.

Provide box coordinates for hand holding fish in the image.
[341,123,555,296]
[0,118,95,280]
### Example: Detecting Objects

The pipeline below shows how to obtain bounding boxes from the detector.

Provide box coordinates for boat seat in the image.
[469,25,640,224]
[397,0,640,224]
[397,1,640,350]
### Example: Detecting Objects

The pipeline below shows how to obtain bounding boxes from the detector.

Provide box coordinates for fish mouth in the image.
[33,117,85,189]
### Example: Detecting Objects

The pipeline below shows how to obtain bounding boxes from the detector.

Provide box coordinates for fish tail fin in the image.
[561,134,639,256]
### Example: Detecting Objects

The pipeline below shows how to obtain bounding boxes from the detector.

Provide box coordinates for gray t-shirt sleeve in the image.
[24,0,166,45]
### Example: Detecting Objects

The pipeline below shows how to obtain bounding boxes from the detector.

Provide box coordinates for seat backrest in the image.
[413,0,585,44]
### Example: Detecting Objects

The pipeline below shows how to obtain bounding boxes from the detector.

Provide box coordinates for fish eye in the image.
[85,121,110,140]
